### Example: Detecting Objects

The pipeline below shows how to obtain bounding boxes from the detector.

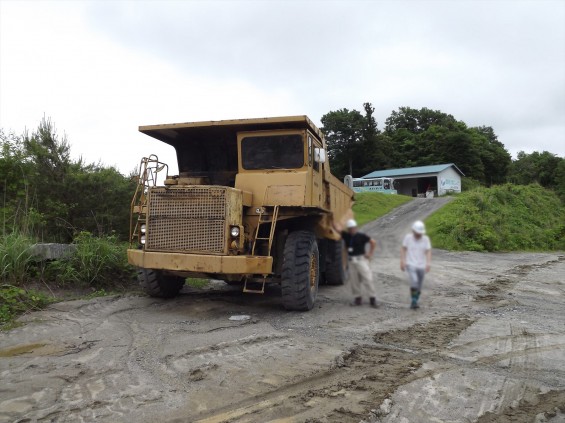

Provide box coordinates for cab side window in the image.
[308,136,313,166]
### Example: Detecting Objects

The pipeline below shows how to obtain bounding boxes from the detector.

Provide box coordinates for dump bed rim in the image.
[139,115,325,146]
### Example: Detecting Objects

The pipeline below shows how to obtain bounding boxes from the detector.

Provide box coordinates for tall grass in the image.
[0,232,35,285]
[0,230,133,328]
[46,231,133,287]
[426,184,565,252]
[0,232,50,329]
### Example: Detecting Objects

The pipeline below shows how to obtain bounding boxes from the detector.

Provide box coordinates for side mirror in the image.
[314,148,327,164]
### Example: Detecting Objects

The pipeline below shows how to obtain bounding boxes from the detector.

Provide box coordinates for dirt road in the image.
[1,198,564,423]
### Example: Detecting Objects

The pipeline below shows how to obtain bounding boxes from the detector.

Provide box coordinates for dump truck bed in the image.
[139,116,325,148]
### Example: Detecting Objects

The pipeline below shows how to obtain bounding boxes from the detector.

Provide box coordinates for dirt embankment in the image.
[1,198,564,423]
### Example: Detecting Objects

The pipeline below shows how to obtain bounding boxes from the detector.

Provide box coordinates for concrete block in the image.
[31,243,77,260]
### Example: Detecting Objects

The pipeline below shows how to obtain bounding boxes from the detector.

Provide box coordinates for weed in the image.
[0,284,51,328]
[186,278,209,289]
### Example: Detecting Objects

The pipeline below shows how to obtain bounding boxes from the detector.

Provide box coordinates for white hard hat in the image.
[412,220,426,234]
[346,219,358,229]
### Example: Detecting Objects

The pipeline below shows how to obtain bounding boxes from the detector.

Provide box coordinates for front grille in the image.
[146,187,227,253]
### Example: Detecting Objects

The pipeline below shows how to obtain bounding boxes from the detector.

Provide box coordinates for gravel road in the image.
[1,198,564,423]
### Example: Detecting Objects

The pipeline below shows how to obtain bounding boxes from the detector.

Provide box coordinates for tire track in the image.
[163,316,474,423]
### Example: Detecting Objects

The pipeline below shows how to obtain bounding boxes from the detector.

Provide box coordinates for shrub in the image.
[461,177,482,192]
[46,232,133,287]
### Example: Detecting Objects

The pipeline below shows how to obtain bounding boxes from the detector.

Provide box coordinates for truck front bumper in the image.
[127,250,273,275]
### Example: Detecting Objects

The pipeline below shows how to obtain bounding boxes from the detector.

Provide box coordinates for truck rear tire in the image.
[281,231,319,311]
[137,268,185,298]
[324,239,348,285]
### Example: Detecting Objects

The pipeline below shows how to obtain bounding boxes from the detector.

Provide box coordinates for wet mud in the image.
[1,198,564,423]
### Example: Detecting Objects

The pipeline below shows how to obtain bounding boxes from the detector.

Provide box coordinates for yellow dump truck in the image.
[128,116,354,311]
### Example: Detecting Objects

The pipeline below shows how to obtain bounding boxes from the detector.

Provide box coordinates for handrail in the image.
[129,155,169,246]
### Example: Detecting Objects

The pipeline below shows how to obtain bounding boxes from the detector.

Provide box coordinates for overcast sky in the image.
[1,0,564,175]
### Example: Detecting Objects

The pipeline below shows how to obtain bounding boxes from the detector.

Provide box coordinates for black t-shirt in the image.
[342,232,370,256]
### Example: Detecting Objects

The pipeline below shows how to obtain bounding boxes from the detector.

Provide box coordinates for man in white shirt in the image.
[400,220,432,309]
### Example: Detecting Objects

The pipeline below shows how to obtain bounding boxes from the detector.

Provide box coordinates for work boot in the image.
[369,297,379,308]
[410,288,419,309]
[350,297,362,306]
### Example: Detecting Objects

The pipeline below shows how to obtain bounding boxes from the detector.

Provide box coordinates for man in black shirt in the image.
[342,219,378,307]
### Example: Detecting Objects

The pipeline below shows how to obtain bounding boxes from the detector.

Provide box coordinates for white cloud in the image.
[1,0,564,176]
[0,0,299,174]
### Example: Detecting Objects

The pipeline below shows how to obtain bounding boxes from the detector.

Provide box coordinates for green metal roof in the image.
[362,163,464,179]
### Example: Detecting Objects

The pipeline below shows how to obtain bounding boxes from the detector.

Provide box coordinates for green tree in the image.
[1,118,136,241]
[321,108,365,178]
[554,159,565,202]
[470,126,511,185]
[362,102,379,138]
[385,106,459,134]
[321,103,391,179]
[66,163,136,239]
[0,130,40,234]
[385,107,464,169]
[384,107,510,184]
[508,151,563,188]
[384,127,419,168]
[21,117,73,239]
[361,103,392,174]
[443,130,485,180]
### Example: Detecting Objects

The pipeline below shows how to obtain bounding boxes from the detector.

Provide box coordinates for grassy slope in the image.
[426,184,565,252]
[352,192,413,226]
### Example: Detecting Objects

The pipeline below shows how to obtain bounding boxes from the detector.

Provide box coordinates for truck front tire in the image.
[137,268,185,298]
[281,231,319,311]
[324,239,348,285]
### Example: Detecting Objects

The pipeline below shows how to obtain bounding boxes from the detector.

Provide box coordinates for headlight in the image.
[140,224,146,233]
[230,226,240,237]
[140,235,146,244]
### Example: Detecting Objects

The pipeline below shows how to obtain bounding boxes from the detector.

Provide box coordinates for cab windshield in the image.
[241,135,304,170]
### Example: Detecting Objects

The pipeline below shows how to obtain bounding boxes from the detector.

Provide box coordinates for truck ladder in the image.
[129,155,168,246]
[244,199,279,294]
[251,206,279,256]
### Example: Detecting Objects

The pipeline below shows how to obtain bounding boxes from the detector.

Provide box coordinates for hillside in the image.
[426,184,565,251]
[352,192,412,226]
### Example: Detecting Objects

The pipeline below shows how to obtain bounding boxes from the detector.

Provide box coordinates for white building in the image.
[362,163,464,197]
